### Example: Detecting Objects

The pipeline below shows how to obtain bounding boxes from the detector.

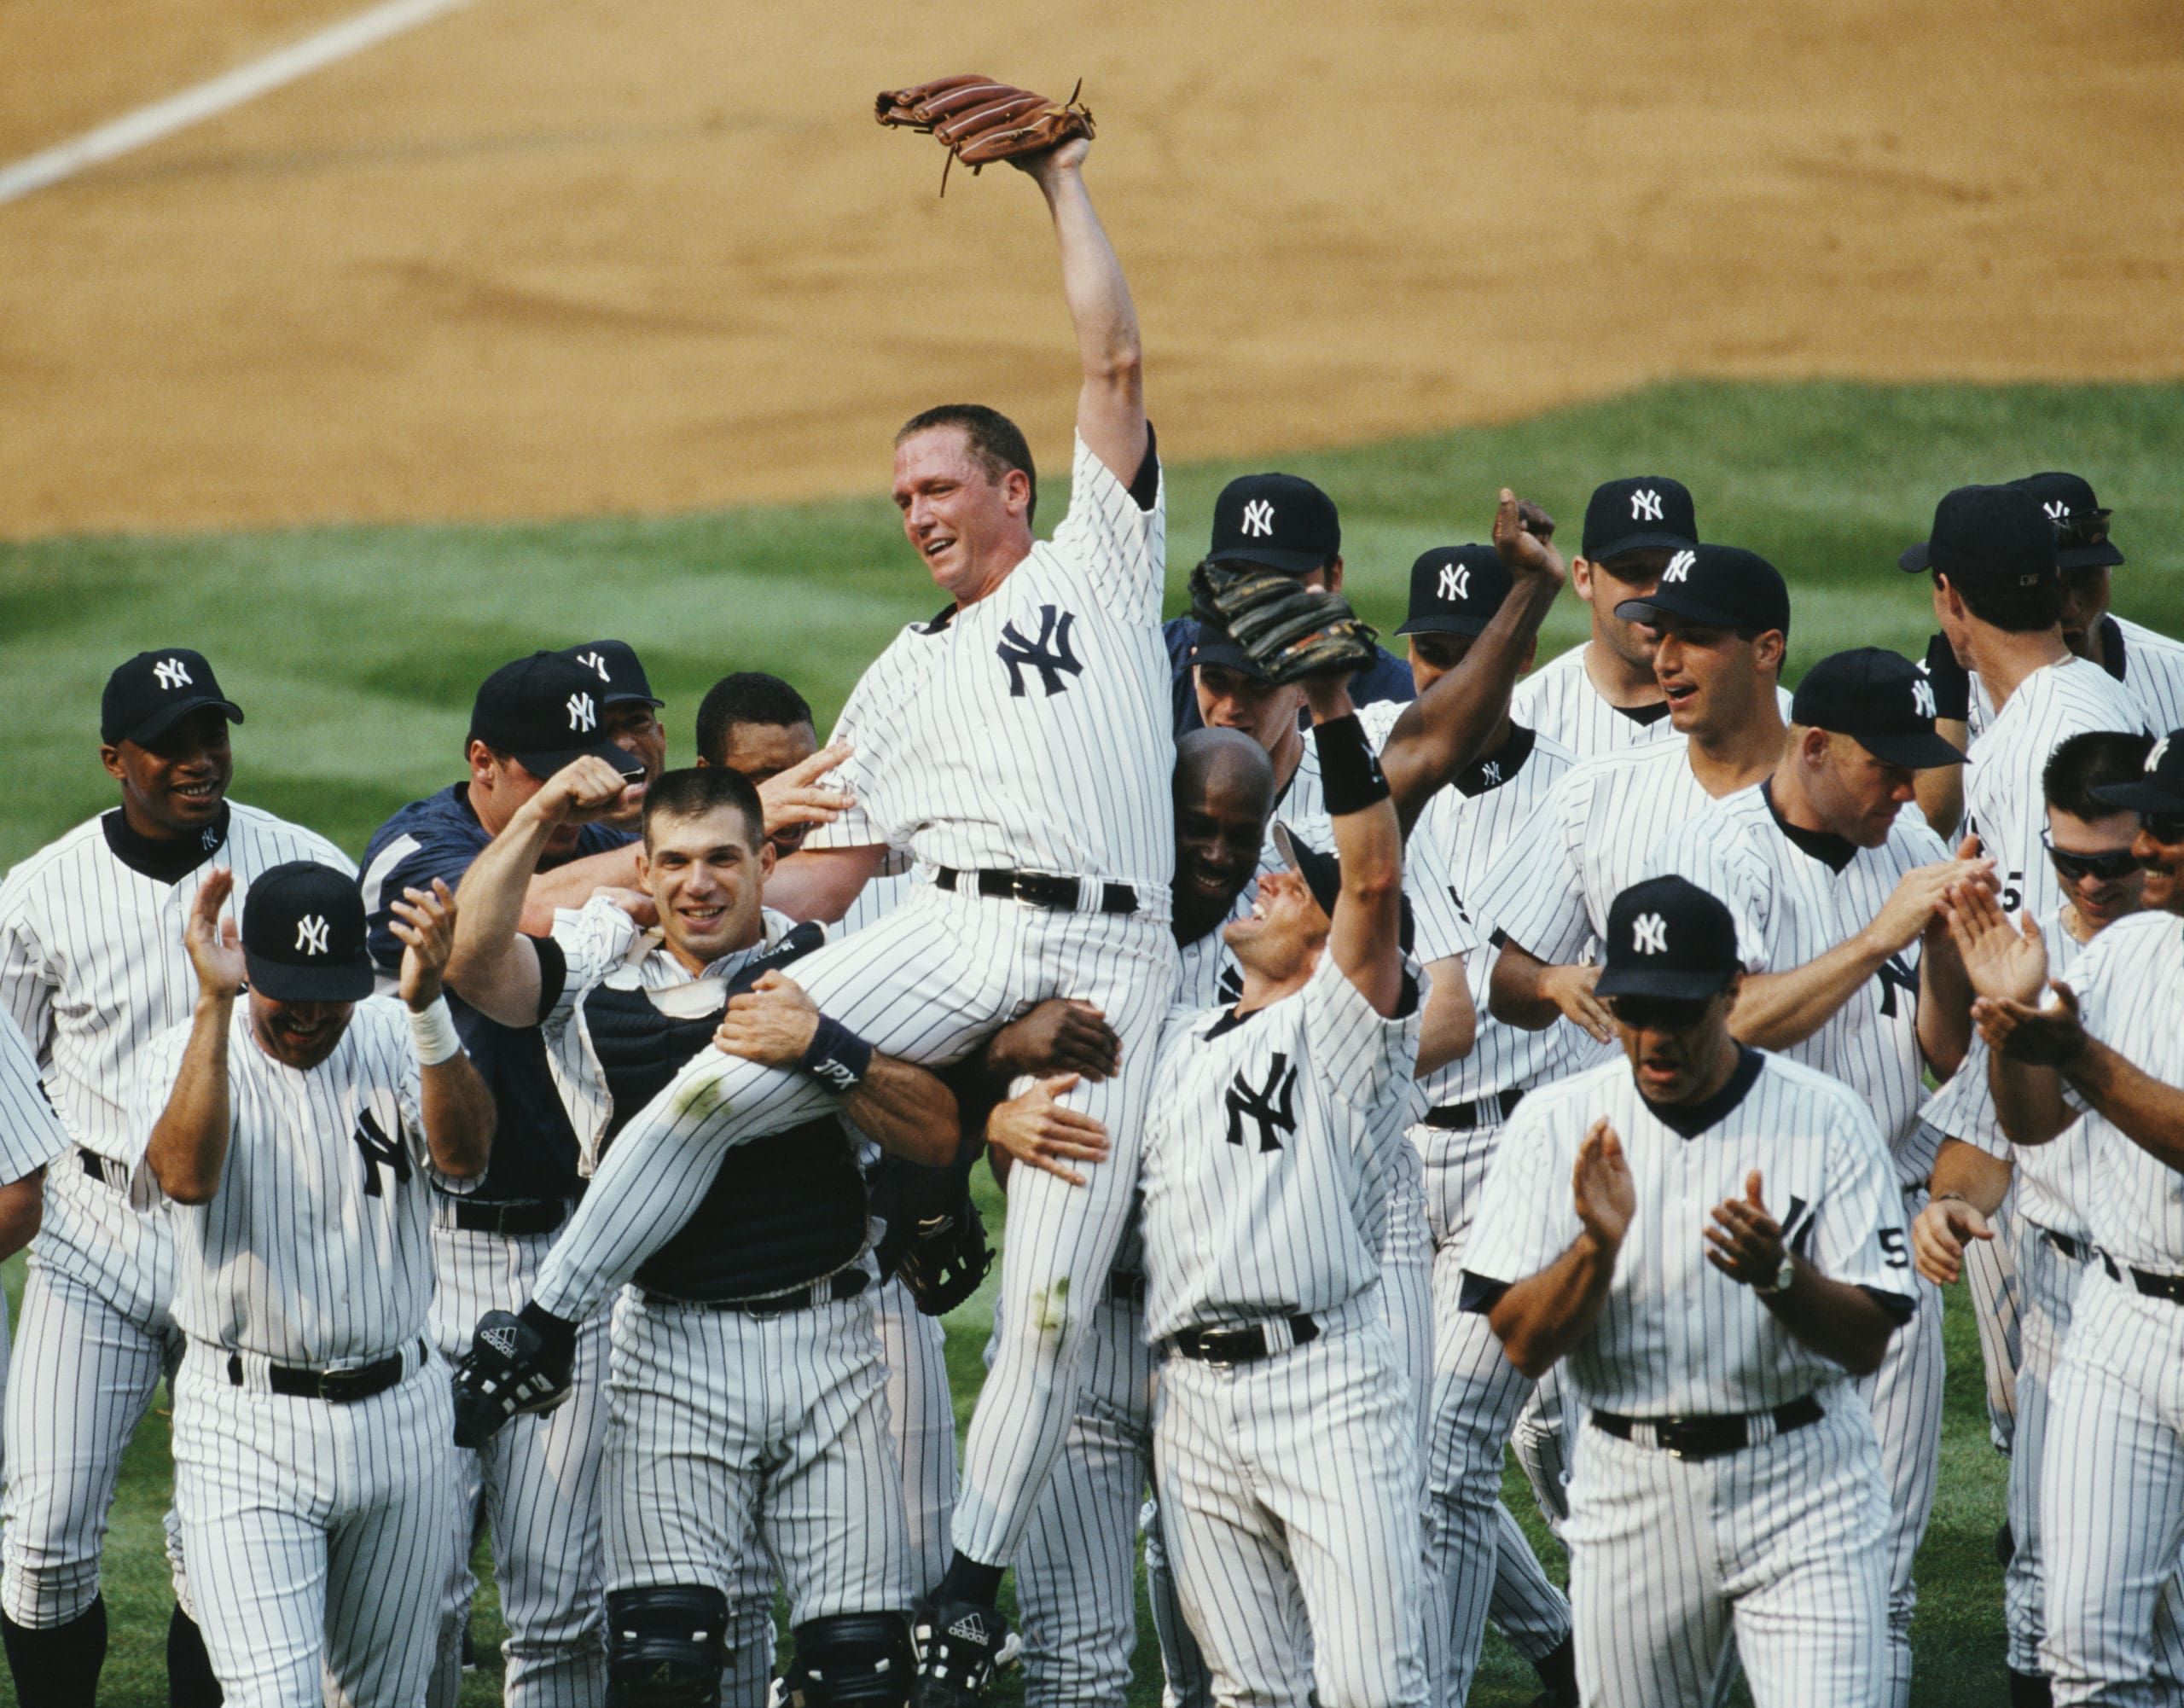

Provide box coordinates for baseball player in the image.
[1141,669,1429,1708]
[1914,731,2180,1708]
[0,1014,67,1479]
[1466,875,1915,1707]
[1901,483,2144,918]
[1968,733,2184,1705]
[142,861,492,1705]
[358,648,649,1708]
[1642,647,1987,1708]
[692,672,864,863]
[0,648,350,1708]
[1481,544,1792,1051]
[454,129,1182,1703]
[1164,473,1414,737]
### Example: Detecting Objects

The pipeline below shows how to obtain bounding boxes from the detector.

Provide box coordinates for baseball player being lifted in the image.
[1140,666,1429,1708]
[1969,733,2184,1705]
[0,648,351,1708]
[1643,647,1986,1708]
[451,109,1187,1704]
[1466,874,1915,1707]
[143,862,493,1705]
[1913,731,2181,1708]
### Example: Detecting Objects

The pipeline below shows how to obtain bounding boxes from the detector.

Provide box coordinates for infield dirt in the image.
[3,0,2178,537]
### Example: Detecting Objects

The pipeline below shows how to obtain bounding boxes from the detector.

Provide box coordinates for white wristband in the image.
[409,996,462,1067]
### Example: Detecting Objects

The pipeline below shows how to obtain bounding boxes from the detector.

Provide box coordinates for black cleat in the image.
[910,1601,1008,1707]
[450,1310,572,1448]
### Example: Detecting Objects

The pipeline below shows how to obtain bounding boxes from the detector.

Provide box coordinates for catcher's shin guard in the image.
[606,1586,728,1708]
[786,1612,916,1708]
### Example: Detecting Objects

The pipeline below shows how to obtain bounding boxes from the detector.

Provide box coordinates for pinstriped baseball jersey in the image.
[803,432,1175,894]
[0,1014,66,1186]
[534,896,810,1171]
[0,804,353,1162]
[1141,951,1423,1341]
[1647,783,1950,1182]
[1964,656,2143,916]
[1175,895,1251,1015]
[138,998,458,1362]
[1509,644,1795,761]
[1463,1052,1914,1415]
[1921,903,2101,1241]
[1968,614,2184,745]
[2048,912,2184,1267]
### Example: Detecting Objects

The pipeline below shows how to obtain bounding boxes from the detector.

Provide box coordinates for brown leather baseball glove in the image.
[874,75,1095,193]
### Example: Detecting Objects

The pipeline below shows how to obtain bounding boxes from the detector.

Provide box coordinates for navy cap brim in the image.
[121,696,245,747]
[1614,592,1774,633]
[1897,541,1932,574]
[598,690,666,709]
[2093,779,2184,816]
[1272,822,1340,918]
[1593,963,1735,1001]
[513,741,648,782]
[1394,613,1489,638]
[2057,542,2125,572]
[1204,544,1332,576]
[1189,634,1269,680]
[1585,530,1693,564]
[1851,729,1969,770]
[244,951,375,1003]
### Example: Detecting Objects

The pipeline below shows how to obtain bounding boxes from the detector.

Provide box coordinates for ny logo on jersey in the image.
[1911,678,1937,720]
[1479,759,1502,787]
[996,605,1085,698]
[566,692,596,733]
[1241,499,1276,537]
[152,657,194,690]
[1662,549,1696,584]
[352,1107,411,1199]
[1876,951,1917,1019]
[1225,1052,1298,1153]
[1438,562,1471,602]
[575,649,611,682]
[200,825,221,852]
[1630,489,1664,522]
[1632,912,1669,955]
[294,915,330,956]
[1780,1194,1818,1257]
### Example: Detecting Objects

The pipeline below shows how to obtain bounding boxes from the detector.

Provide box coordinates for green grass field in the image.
[3,377,2181,1704]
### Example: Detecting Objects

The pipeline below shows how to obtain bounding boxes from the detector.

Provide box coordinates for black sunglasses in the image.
[1606,993,1712,1031]
[2054,508,2113,551]
[2044,832,2142,883]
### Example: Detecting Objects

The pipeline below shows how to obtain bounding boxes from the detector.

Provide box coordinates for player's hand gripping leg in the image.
[451,1307,576,1448]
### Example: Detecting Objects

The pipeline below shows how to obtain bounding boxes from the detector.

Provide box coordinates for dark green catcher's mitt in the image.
[893,1197,995,1316]
[1189,559,1380,684]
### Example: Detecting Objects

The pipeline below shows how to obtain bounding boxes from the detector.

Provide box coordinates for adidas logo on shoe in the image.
[947,1616,989,1644]
[482,1325,517,1357]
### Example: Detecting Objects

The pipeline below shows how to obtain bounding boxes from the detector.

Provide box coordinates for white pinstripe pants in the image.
[874,1276,956,1602]
[172,1345,457,1708]
[1566,1386,1890,1708]
[1154,1293,1429,1708]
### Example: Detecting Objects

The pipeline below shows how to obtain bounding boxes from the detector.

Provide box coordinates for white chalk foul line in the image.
[0,0,478,206]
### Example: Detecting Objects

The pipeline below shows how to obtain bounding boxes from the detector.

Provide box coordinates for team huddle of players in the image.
[2,131,2182,1708]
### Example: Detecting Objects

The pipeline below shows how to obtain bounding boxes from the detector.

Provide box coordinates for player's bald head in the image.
[1176,728,1276,821]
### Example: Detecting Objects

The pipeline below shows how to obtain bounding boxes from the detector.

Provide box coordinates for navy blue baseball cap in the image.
[1792,648,1967,770]
[1594,876,1741,1002]
[1583,477,1698,562]
[1188,621,1269,682]
[241,862,375,1002]
[1898,484,2059,590]
[1397,545,1510,637]
[2092,731,2184,817]
[1205,474,1341,576]
[2012,473,2123,572]
[1271,822,1414,951]
[560,640,665,708]
[1614,544,1790,638]
[101,649,245,747]
[471,652,647,781]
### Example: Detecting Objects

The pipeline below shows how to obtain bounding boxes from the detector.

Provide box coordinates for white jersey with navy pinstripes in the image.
[1463,1052,1914,1414]
[1921,902,2101,1241]
[0,805,354,1162]
[137,997,459,1363]
[1175,895,1250,1015]
[1511,644,1795,760]
[1141,950,1423,1342]
[1964,655,2144,917]
[802,432,1174,892]
[2046,911,2184,1268]
[1471,738,1722,973]
[1648,785,1950,1183]
[1968,615,2184,746]
[0,1014,66,1187]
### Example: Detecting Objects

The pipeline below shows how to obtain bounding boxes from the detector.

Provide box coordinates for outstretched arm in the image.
[1301,674,1406,1016]
[148,872,241,1205]
[1020,142,1146,485]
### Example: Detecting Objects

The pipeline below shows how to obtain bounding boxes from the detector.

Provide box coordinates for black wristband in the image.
[1314,712,1391,816]
[516,1300,578,1365]
[799,1014,874,1094]
[1920,632,1972,722]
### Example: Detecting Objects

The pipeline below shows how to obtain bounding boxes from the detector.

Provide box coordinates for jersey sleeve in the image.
[1460,1094,1579,1295]
[1808,1092,1915,1300]
[129,1020,195,1176]
[1472,774,1591,965]
[799,667,896,854]
[359,825,483,975]
[1405,817,1481,967]
[1919,1040,2007,1157]
[541,898,643,1031]
[1647,823,1771,971]
[0,867,57,1060]
[0,1012,66,1184]
[1301,949,1419,1114]
[1045,428,1165,626]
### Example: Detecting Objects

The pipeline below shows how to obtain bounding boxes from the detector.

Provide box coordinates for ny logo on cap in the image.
[1911,679,1937,720]
[1632,912,1669,956]
[2043,500,2070,521]
[566,692,596,733]
[152,657,194,691]
[2150,736,2170,774]
[1438,563,1471,602]
[1662,549,1695,584]
[295,915,330,956]
[1241,499,1275,538]
[576,650,611,683]
[1630,489,1664,522]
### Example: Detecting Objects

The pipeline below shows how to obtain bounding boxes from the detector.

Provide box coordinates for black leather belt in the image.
[79,1147,128,1190]
[1169,1315,1319,1366]
[1107,1269,1147,1305]
[644,1270,869,1316]
[1591,1393,1825,1462]
[450,1197,572,1238]
[2105,1254,2184,1303]
[225,1339,424,1405]
[1420,1089,1525,1131]
[935,867,1139,915]
[2035,1225,2088,1264]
